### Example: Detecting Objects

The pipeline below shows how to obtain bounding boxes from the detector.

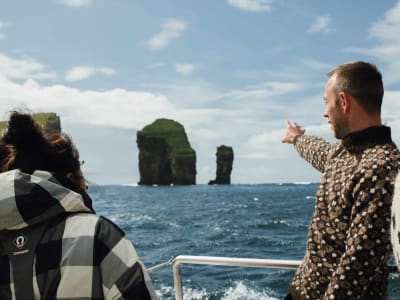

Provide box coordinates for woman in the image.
[0,111,157,299]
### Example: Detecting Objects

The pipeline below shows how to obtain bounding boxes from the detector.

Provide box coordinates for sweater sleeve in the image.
[294,135,334,173]
[322,156,396,299]
[95,217,158,300]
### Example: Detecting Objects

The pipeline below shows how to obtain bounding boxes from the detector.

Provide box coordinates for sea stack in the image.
[208,145,234,185]
[136,118,196,185]
[0,112,61,133]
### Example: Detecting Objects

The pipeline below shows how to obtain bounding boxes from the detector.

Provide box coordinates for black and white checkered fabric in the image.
[0,169,157,299]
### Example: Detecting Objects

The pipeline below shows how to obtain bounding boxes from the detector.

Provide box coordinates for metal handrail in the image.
[171,255,301,300]
[148,255,400,300]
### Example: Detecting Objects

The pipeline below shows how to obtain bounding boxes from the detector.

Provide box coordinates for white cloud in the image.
[307,15,333,33]
[64,66,116,81]
[381,89,400,146]
[0,77,174,129]
[0,54,329,184]
[224,81,305,99]
[60,0,93,7]
[370,1,400,42]
[174,64,196,76]
[148,18,187,50]
[243,129,291,159]
[65,66,95,81]
[0,53,57,80]
[345,2,400,84]
[227,0,272,12]
[99,67,116,76]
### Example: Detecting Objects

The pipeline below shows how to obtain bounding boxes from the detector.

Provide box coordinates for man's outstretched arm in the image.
[281,120,332,173]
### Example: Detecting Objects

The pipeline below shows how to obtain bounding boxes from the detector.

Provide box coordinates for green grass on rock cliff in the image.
[138,118,195,157]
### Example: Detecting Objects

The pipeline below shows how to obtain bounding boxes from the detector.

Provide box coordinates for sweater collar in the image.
[342,125,393,152]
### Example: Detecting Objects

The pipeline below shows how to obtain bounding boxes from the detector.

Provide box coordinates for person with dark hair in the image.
[282,61,400,299]
[0,111,157,299]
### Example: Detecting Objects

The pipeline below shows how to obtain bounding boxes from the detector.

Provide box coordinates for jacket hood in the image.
[0,169,93,230]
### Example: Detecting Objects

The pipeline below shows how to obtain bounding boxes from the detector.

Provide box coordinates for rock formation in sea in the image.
[208,145,234,185]
[0,112,61,133]
[136,118,196,185]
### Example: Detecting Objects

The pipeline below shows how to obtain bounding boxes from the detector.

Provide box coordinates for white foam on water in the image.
[293,181,311,185]
[155,281,279,300]
[122,182,138,187]
[221,281,278,300]
[183,287,209,299]
[109,212,154,224]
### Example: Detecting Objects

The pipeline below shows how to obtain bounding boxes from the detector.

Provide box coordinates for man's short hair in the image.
[327,61,384,115]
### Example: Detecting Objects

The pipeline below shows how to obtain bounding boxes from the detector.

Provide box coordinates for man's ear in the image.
[339,92,350,113]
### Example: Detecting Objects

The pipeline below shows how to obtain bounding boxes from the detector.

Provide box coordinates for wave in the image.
[293,181,312,185]
[155,281,279,300]
[222,281,278,300]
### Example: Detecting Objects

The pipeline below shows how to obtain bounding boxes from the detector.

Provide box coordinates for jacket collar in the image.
[0,169,93,230]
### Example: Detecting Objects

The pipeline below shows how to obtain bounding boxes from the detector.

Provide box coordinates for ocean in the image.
[89,183,400,299]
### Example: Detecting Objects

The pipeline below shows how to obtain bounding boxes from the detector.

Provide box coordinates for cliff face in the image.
[136,118,196,185]
[208,145,234,185]
[0,112,61,134]
[35,113,61,134]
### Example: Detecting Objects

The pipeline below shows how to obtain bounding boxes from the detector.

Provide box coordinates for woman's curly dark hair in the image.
[0,111,86,191]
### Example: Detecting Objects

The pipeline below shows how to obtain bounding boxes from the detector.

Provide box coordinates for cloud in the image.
[0,53,57,80]
[345,2,400,84]
[0,53,328,184]
[98,67,116,76]
[174,64,196,76]
[227,0,272,12]
[60,0,94,7]
[148,18,187,50]
[0,77,175,129]
[370,1,400,42]
[381,89,400,147]
[223,81,306,99]
[307,15,333,33]
[64,66,116,81]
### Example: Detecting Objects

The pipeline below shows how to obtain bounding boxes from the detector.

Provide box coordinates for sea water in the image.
[89,183,400,299]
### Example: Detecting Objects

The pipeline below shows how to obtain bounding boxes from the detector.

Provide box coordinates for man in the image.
[282,61,400,299]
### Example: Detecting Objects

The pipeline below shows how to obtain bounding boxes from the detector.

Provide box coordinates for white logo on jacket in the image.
[13,234,27,249]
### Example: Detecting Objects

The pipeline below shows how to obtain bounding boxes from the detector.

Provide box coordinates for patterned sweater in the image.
[289,126,400,300]
[0,169,158,299]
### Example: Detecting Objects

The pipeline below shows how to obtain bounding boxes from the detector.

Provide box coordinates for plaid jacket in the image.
[0,169,158,299]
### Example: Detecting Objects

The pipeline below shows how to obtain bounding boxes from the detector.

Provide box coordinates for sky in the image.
[1,0,400,185]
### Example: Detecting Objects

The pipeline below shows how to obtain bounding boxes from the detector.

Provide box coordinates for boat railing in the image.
[147,255,400,300]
